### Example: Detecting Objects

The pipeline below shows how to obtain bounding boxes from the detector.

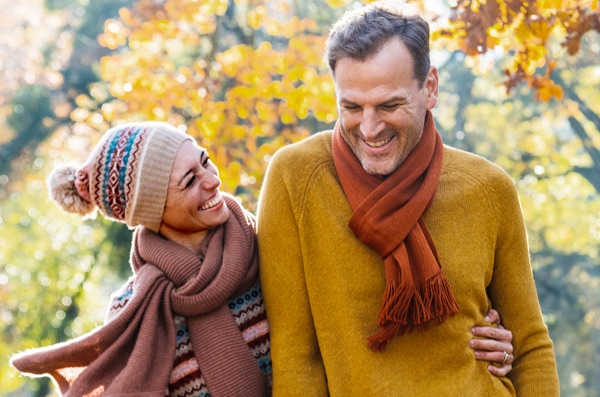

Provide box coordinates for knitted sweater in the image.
[107,280,272,397]
[257,130,559,396]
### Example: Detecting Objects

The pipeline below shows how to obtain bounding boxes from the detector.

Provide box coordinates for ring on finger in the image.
[502,351,509,364]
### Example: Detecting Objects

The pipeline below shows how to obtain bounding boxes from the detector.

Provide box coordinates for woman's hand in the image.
[470,309,513,377]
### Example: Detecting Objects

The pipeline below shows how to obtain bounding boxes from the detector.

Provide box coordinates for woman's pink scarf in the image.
[11,194,268,396]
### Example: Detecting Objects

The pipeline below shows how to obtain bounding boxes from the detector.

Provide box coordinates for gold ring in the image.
[502,351,509,364]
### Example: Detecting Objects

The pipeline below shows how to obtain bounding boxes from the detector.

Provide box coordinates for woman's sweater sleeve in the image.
[104,277,135,323]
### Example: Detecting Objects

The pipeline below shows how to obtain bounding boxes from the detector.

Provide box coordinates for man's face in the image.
[333,38,438,176]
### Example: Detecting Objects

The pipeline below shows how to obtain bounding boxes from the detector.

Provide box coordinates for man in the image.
[257,1,559,395]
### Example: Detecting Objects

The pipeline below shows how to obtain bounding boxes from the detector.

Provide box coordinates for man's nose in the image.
[360,108,383,139]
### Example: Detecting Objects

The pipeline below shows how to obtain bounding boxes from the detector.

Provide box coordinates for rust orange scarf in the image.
[332,111,460,351]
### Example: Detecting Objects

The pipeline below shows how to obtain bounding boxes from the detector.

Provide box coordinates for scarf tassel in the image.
[367,273,460,352]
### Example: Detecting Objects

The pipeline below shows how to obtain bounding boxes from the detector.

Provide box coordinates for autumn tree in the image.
[435,0,600,192]
[2,0,600,396]
[92,0,345,212]
[1,1,135,396]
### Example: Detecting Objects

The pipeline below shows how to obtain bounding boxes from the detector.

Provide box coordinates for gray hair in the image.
[325,1,431,87]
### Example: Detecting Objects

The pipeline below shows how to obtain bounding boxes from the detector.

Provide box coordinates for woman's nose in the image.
[199,171,221,190]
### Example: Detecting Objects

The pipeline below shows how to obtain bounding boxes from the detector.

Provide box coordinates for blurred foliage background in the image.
[1,0,599,395]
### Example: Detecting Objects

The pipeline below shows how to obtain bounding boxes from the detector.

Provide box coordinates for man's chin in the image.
[360,159,399,177]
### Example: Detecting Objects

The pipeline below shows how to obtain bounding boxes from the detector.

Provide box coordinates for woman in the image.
[11,122,270,396]
[10,121,511,396]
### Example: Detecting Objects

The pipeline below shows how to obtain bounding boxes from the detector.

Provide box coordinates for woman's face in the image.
[158,141,229,243]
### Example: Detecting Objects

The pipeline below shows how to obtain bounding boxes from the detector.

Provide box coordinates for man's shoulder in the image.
[270,130,334,169]
[260,130,339,215]
[442,145,516,190]
[443,145,509,176]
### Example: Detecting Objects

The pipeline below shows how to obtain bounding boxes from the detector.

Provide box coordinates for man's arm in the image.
[487,170,559,394]
[257,150,328,396]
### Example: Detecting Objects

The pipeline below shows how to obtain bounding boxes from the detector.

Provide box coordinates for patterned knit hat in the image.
[48,122,192,232]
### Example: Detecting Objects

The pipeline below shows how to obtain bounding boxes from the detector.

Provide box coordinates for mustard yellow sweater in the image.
[257,130,559,396]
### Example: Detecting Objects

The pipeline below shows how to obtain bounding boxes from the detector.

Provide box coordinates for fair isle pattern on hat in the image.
[85,122,191,232]
[92,125,144,223]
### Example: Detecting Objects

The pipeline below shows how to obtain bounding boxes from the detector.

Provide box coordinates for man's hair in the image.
[325,0,431,87]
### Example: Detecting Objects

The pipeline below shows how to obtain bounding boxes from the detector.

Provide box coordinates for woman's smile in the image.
[200,192,224,211]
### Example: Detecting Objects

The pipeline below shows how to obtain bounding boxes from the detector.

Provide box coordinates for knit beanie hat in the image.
[48,122,192,232]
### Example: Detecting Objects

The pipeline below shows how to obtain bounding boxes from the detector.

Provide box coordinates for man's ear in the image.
[425,66,439,110]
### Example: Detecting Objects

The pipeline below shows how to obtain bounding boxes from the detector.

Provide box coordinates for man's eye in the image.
[202,156,210,167]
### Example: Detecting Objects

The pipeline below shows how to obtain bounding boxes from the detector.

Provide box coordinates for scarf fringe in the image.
[368,273,460,351]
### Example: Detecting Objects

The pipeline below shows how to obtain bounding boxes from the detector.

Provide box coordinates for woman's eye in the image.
[185,176,195,188]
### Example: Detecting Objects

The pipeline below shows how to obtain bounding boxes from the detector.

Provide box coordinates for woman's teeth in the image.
[200,194,221,210]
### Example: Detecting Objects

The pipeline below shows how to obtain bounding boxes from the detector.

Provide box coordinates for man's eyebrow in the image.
[339,95,407,106]
[338,96,359,105]
[379,96,406,104]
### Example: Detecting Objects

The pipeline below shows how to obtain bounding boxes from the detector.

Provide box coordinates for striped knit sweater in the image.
[107,279,272,397]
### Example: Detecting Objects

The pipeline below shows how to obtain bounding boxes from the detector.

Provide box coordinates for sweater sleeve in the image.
[104,277,135,323]
[486,170,560,395]
[257,146,328,396]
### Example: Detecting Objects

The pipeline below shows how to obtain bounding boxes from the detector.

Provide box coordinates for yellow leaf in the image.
[550,84,563,100]
[256,101,277,122]
[247,5,267,30]
[236,104,250,119]
[232,125,247,139]
[537,86,551,101]
[280,112,296,125]
[99,19,129,50]
[216,45,249,77]
[118,7,138,27]
[325,0,351,7]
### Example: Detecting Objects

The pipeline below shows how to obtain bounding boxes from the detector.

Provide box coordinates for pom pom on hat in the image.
[47,164,96,216]
[48,122,192,232]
